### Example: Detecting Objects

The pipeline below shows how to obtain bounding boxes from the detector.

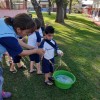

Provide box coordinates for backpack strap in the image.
[44,39,59,56]
[44,39,57,50]
[35,31,41,43]
[35,31,39,41]
[39,39,45,48]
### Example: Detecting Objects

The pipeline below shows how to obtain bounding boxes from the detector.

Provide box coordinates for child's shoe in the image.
[37,71,43,75]
[30,69,37,73]
[48,77,54,83]
[45,81,53,86]
[2,91,12,99]
[10,67,17,73]
[18,65,27,69]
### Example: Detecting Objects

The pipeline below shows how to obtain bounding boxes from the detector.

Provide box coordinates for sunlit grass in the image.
[3,13,100,100]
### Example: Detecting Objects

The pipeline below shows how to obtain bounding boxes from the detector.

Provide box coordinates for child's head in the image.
[33,18,42,30]
[45,26,54,40]
[5,13,36,37]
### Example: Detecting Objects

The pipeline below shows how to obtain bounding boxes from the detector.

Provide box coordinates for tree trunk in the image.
[69,0,72,14]
[9,0,13,9]
[31,0,45,27]
[5,0,10,9]
[24,0,27,9]
[48,0,52,15]
[55,0,64,24]
[64,3,68,19]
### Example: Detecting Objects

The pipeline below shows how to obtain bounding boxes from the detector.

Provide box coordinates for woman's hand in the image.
[35,49,45,55]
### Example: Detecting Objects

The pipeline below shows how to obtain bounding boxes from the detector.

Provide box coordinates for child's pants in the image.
[12,55,22,63]
[0,66,4,100]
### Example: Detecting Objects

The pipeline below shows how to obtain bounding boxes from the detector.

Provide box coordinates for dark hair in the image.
[4,16,10,18]
[45,26,54,34]
[5,13,36,31]
[33,18,42,29]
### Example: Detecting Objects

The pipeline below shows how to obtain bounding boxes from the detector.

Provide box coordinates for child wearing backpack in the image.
[34,18,44,41]
[28,19,42,74]
[39,26,63,85]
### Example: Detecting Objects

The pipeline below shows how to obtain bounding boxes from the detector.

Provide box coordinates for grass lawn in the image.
[3,13,100,100]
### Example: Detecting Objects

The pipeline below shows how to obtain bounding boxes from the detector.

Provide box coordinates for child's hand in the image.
[57,50,64,57]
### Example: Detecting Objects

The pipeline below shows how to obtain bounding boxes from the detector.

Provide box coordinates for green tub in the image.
[53,70,76,89]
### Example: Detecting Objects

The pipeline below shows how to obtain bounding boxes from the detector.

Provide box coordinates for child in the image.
[7,36,33,73]
[27,19,42,74]
[9,36,35,73]
[34,18,44,40]
[39,26,63,85]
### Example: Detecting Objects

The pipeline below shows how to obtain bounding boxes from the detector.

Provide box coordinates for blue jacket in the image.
[0,18,18,61]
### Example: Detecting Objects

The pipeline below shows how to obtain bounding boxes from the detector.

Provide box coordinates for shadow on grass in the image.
[53,16,100,99]
[68,15,100,30]
[58,22,100,44]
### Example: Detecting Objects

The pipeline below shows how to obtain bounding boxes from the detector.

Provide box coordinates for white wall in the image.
[93,0,100,8]
[82,0,93,5]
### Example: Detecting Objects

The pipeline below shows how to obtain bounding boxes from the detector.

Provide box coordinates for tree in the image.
[55,0,64,24]
[72,0,81,13]
[5,0,10,9]
[48,0,52,15]
[69,0,73,14]
[24,0,27,9]
[31,0,45,27]
[9,0,13,9]
[63,0,69,19]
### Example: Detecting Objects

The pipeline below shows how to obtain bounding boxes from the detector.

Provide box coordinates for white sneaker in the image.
[37,71,43,75]
[30,69,37,73]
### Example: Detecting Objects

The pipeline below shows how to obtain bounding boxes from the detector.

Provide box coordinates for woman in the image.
[0,13,45,100]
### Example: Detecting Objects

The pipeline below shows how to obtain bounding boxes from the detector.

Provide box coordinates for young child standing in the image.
[28,19,42,74]
[8,36,34,73]
[39,26,63,85]
[34,18,44,40]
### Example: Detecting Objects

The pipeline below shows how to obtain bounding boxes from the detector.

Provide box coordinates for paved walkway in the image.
[93,21,100,26]
[0,10,27,17]
[89,16,100,26]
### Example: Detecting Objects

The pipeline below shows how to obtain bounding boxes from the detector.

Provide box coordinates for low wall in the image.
[0,10,27,17]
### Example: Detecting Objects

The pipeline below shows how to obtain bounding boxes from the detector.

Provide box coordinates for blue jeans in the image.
[0,67,3,100]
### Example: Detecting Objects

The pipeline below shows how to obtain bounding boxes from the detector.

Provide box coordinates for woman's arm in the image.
[18,39,34,49]
[0,37,45,58]
[19,49,45,56]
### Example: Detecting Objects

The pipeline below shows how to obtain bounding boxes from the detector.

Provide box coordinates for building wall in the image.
[82,0,93,5]
[40,2,48,8]
[93,0,100,8]
[0,0,27,10]
[0,0,28,18]
[0,0,7,9]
